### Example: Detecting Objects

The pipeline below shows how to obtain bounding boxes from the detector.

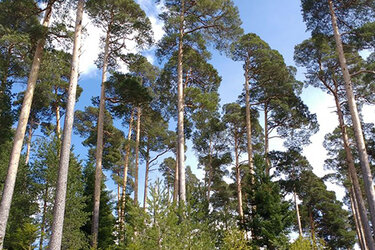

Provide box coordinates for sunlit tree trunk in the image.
[0,2,54,248]
[25,119,34,165]
[173,149,179,203]
[177,0,186,204]
[331,78,375,249]
[49,1,84,248]
[235,134,244,222]
[244,57,254,178]
[349,186,366,250]
[207,139,213,202]
[143,150,150,211]
[134,107,141,205]
[54,87,61,139]
[294,190,303,237]
[328,0,375,233]
[120,108,135,232]
[264,104,270,175]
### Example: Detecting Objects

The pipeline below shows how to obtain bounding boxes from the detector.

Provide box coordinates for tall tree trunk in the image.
[143,152,150,211]
[173,150,179,203]
[235,135,244,222]
[332,86,375,248]
[120,108,135,231]
[49,1,84,248]
[54,87,61,139]
[25,120,33,165]
[134,107,141,205]
[0,2,54,248]
[264,105,270,175]
[349,186,366,250]
[309,208,316,247]
[328,0,375,232]
[244,58,254,178]
[207,139,213,202]
[39,183,49,250]
[294,190,303,237]
[177,0,186,204]
[90,15,113,250]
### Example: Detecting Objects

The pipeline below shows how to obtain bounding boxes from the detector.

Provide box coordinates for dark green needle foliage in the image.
[244,155,294,250]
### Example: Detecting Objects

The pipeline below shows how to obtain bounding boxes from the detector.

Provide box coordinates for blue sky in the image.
[56,0,375,205]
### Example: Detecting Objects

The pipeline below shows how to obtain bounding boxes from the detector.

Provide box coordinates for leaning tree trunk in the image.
[134,107,141,205]
[49,1,84,249]
[177,0,186,204]
[120,109,135,231]
[332,85,375,249]
[0,2,54,248]
[294,190,303,237]
[328,0,375,232]
[349,186,366,250]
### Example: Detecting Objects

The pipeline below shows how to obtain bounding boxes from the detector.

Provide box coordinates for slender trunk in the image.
[39,183,49,250]
[177,0,186,204]
[235,135,244,222]
[244,58,254,178]
[134,107,141,205]
[120,109,135,231]
[349,186,366,250]
[309,208,316,248]
[264,105,270,175]
[143,153,150,211]
[207,139,213,202]
[329,0,375,232]
[54,87,61,139]
[173,150,179,203]
[332,87,375,248]
[117,178,121,223]
[25,122,33,165]
[0,2,54,248]
[294,190,303,237]
[49,1,84,249]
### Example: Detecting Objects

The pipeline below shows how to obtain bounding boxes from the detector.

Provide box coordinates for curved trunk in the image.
[177,0,186,204]
[134,107,141,205]
[50,1,84,248]
[329,0,375,234]
[0,2,54,248]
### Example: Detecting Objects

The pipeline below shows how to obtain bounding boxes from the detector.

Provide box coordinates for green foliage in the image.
[33,136,89,249]
[298,171,356,249]
[244,155,294,249]
[127,179,216,250]
[290,236,329,250]
[81,164,116,249]
[222,228,250,250]
[86,0,153,70]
